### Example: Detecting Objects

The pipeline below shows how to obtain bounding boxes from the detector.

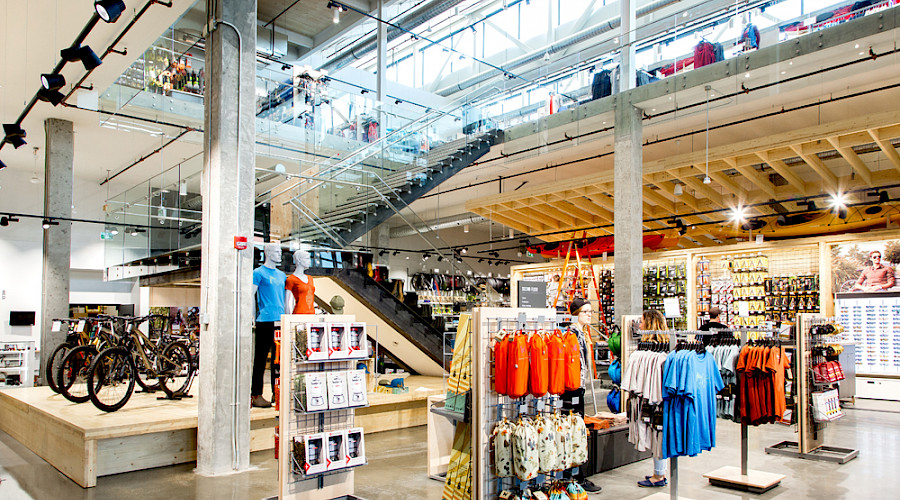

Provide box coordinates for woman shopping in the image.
[637,309,669,488]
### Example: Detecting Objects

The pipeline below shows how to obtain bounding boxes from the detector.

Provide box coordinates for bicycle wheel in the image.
[159,341,194,398]
[45,342,73,394]
[135,348,161,392]
[57,345,97,403]
[88,347,136,412]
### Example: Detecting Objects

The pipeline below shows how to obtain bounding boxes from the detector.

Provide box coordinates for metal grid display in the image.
[278,314,366,500]
[471,307,558,500]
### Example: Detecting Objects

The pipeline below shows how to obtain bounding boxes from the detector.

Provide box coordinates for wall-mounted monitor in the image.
[9,311,36,326]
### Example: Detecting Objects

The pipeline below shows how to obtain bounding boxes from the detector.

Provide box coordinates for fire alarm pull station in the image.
[234,236,248,250]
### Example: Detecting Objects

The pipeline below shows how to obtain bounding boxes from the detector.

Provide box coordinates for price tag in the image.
[663,298,681,318]
[716,394,723,399]
[738,301,750,317]
[642,416,651,423]
[555,399,563,408]
[51,321,61,332]
[76,320,86,333]
[572,397,579,405]
[519,404,528,414]
[536,400,545,411]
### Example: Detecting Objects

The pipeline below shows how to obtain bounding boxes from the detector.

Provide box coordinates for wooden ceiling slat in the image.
[866,130,900,175]
[827,137,874,187]
[789,145,840,192]
[708,171,748,203]
[677,173,728,209]
[490,211,542,234]
[755,153,809,197]
[565,197,615,222]
[734,164,778,198]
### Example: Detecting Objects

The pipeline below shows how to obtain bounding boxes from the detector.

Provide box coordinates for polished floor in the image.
[0,404,898,499]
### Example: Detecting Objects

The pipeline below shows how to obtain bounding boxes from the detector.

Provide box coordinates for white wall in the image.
[0,169,138,345]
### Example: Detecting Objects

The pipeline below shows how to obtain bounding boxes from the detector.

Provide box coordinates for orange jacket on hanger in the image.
[547,331,566,395]
[507,331,530,399]
[563,330,582,392]
[493,333,510,395]
[529,332,549,397]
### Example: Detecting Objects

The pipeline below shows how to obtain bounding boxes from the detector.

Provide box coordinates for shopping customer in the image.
[637,309,669,488]
[699,306,731,346]
[563,297,602,493]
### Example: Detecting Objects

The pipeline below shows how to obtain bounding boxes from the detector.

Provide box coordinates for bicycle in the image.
[56,316,119,403]
[87,315,195,412]
[45,318,87,394]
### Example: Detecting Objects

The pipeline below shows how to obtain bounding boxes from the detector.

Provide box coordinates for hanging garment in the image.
[554,414,570,470]
[529,332,549,397]
[535,414,558,473]
[591,69,612,100]
[694,41,717,68]
[491,420,514,478]
[740,23,760,49]
[493,332,510,396]
[507,332,530,399]
[568,413,589,467]
[548,332,566,395]
[512,419,539,481]
[563,331,582,392]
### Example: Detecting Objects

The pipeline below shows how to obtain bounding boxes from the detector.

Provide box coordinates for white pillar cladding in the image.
[197,0,257,475]
[613,95,643,320]
[40,118,74,384]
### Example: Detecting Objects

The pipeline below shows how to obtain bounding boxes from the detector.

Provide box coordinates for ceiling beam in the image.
[827,137,874,187]
[755,153,809,197]
[733,163,777,199]
[789,145,840,192]
[867,129,900,175]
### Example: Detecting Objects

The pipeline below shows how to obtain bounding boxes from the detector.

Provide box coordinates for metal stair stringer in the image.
[309,267,448,375]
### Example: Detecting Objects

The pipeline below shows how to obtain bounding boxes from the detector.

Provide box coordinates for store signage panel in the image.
[517,281,547,308]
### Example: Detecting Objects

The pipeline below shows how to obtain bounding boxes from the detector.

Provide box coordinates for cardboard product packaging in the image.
[328,323,351,359]
[327,371,349,409]
[346,427,366,467]
[346,369,369,407]
[298,323,329,361]
[297,434,327,475]
[348,322,369,359]
[295,372,328,412]
[326,430,348,471]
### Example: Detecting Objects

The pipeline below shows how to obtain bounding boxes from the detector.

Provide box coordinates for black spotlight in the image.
[799,200,817,211]
[437,255,444,262]
[95,0,126,23]
[61,45,103,70]
[0,158,6,170]
[38,88,66,106]
[0,217,8,227]
[41,73,66,90]
[3,124,26,149]
[378,250,386,256]
[837,206,848,220]
[879,191,890,203]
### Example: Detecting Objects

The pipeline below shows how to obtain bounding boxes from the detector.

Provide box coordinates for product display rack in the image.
[278,314,368,500]
[471,307,558,500]
[765,314,858,464]
[643,261,688,330]
[703,328,787,494]
[835,291,900,376]
[0,340,34,388]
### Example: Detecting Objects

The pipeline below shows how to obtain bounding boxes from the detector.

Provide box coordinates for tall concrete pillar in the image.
[613,95,643,321]
[620,0,637,92]
[197,0,257,476]
[40,118,74,384]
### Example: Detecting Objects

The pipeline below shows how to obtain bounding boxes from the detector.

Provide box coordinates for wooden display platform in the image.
[0,376,442,488]
[703,466,785,494]
[0,384,276,488]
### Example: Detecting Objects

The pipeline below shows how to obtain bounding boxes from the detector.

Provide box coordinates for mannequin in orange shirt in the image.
[285,249,316,315]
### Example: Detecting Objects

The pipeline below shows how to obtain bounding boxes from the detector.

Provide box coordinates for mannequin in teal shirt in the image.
[251,243,286,408]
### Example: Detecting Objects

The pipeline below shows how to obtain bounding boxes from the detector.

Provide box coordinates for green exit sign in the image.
[100,232,113,240]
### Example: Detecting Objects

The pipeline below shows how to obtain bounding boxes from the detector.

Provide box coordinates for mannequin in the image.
[251,243,286,408]
[285,249,316,314]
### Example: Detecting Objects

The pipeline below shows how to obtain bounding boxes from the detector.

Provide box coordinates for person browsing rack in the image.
[564,297,602,493]
[637,309,669,488]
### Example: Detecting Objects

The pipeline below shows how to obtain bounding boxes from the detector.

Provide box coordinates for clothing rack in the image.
[702,328,787,494]
[765,314,859,464]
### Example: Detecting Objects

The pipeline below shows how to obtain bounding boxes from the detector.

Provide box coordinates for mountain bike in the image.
[56,316,119,403]
[45,319,87,394]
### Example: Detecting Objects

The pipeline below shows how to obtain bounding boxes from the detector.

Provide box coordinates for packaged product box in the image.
[298,323,328,361]
[346,369,368,407]
[327,371,349,409]
[346,427,366,467]
[347,322,369,359]
[326,430,348,471]
[295,372,328,412]
[328,323,351,359]
[296,434,327,475]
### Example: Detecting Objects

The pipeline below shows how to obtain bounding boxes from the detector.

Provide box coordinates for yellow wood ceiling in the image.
[466,110,900,247]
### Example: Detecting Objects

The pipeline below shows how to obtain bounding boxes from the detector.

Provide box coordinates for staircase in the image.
[297,129,502,245]
[309,267,448,372]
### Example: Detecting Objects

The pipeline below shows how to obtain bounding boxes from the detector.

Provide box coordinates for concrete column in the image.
[613,95,643,321]
[376,0,387,104]
[619,0,637,92]
[40,118,74,384]
[197,0,257,476]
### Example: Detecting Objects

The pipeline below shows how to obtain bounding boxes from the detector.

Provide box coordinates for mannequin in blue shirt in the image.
[251,243,286,408]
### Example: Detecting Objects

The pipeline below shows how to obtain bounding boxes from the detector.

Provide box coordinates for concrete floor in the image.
[0,406,898,499]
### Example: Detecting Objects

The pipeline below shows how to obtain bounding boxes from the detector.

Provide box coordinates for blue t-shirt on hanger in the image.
[253,266,287,322]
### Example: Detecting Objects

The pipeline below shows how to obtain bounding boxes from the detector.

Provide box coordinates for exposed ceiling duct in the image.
[436,0,681,96]
[389,214,487,238]
[321,0,468,72]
